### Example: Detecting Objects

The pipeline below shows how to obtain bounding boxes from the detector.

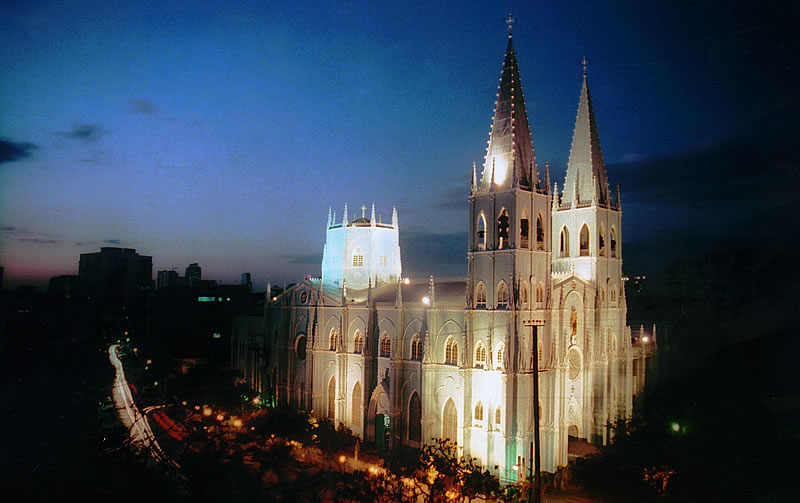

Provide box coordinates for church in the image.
[232,22,652,477]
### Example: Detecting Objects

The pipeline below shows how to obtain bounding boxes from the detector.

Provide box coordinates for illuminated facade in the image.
[233,27,651,476]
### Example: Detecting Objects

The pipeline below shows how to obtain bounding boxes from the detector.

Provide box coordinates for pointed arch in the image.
[475,281,487,308]
[521,282,529,307]
[351,381,362,430]
[599,224,606,256]
[442,398,458,443]
[445,336,458,365]
[477,212,487,250]
[580,224,590,256]
[474,401,484,423]
[353,329,364,354]
[611,226,617,257]
[495,343,505,370]
[410,333,422,361]
[379,332,391,358]
[327,377,336,420]
[474,341,487,368]
[329,327,338,351]
[496,281,509,309]
[536,213,545,249]
[408,392,422,443]
[536,282,544,305]
[611,286,617,304]
[560,226,570,257]
[520,210,530,249]
[497,208,510,249]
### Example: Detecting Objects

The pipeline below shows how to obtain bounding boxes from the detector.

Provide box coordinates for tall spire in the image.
[562,57,610,206]
[479,15,538,191]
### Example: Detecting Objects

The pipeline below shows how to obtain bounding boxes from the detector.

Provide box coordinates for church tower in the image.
[468,15,551,318]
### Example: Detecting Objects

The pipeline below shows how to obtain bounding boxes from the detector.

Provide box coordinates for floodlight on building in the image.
[422,296,430,305]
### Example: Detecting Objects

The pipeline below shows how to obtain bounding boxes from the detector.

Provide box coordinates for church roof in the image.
[562,62,611,205]
[479,29,538,191]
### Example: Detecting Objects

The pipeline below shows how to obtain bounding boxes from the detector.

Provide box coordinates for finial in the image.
[343,203,348,224]
[361,204,366,219]
[506,10,515,37]
[471,161,477,193]
[370,203,376,225]
[581,54,589,78]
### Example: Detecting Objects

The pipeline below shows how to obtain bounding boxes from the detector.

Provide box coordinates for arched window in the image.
[475,341,487,368]
[477,213,487,250]
[474,401,484,422]
[296,335,307,361]
[495,344,505,370]
[600,287,605,304]
[445,336,458,365]
[599,225,606,256]
[611,227,617,258]
[379,333,391,358]
[536,283,544,305]
[352,248,364,267]
[353,330,364,354]
[475,282,487,308]
[497,281,509,309]
[329,328,338,351]
[411,334,422,361]
[580,224,590,256]
[611,286,617,304]
[497,209,510,249]
[560,227,570,257]
[409,392,422,443]
[521,283,528,307]
[520,213,529,249]
[495,406,502,425]
[443,398,458,442]
[536,214,545,250]
[327,377,336,420]
[351,382,361,429]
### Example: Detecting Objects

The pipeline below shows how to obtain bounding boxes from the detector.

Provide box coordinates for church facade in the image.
[233,27,651,476]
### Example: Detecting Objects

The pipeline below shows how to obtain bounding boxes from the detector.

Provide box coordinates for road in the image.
[108,344,182,475]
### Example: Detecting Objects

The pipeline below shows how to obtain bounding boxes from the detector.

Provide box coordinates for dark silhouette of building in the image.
[78,247,153,301]
[157,269,180,290]
[185,263,201,287]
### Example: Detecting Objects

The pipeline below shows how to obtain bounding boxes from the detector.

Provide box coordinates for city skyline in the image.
[1,1,793,289]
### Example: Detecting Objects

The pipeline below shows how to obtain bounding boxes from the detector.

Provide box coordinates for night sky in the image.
[1,0,796,289]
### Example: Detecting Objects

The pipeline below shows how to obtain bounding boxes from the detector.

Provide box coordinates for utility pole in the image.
[523,319,544,503]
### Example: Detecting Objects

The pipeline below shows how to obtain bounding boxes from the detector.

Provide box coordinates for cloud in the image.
[0,138,37,164]
[103,239,122,245]
[281,252,323,265]
[61,123,108,142]
[19,238,60,245]
[129,99,158,116]
[0,225,61,245]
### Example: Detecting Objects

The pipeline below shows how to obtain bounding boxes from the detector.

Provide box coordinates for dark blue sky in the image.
[1,1,795,288]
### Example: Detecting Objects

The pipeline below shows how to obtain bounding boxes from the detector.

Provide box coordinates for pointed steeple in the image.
[370,203,376,226]
[327,207,332,227]
[391,206,398,228]
[563,56,610,205]
[471,161,477,194]
[479,16,538,191]
[343,203,348,225]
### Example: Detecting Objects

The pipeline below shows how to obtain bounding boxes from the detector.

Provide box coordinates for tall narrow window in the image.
[379,334,391,357]
[599,225,606,256]
[536,284,544,305]
[411,334,422,361]
[327,377,336,420]
[495,406,502,425]
[475,282,487,308]
[611,286,617,304]
[329,328,338,351]
[497,281,509,309]
[443,398,457,442]
[477,213,487,250]
[560,227,570,257]
[611,227,617,257]
[445,336,458,365]
[474,401,484,422]
[409,392,422,443]
[536,214,545,250]
[351,382,362,430]
[495,344,505,370]
[353,330,364,354]
[497,209,509,249]
[580,224,590,256]
[520,214,529,249]
[475,341,487,368]
[521,283,528,307]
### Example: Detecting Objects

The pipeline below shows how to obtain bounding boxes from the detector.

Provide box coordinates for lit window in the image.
[445,336,458,365]
[411,334,422,361]
[580,224,590,256]
[197,296,215,302]
[475,342,487,367]
[495,406,502,425]
[352,253,364,267]
[497,281,509,309]
[497,209,509,249]
[379,334,391,357]
[477,213,487,250]
[560,227,570,257]
[474,401,484,422]
[496,344,505,370]
[329,328,338,351]
[353,330,364,354]
[476,282,487,308]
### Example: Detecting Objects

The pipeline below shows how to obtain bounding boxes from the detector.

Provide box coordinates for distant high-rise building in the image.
[78,247,153,300]
[185,263,202,288]
[157,269,180,290]
[241,273,252,289]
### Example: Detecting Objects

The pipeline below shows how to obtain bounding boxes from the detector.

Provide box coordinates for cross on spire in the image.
[506,10,515,37]
[581,54,589,77]
[361,205,367,218]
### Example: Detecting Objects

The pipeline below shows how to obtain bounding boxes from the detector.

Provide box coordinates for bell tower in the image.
[468,17,551,315]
